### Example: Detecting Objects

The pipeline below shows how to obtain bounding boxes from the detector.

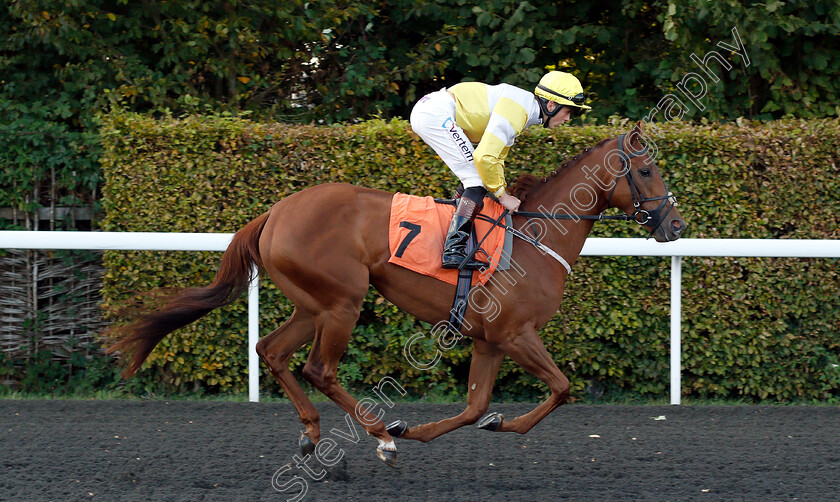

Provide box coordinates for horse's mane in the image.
[509,136,614,204]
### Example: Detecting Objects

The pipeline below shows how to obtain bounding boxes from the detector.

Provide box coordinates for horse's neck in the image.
[525,162,609,268]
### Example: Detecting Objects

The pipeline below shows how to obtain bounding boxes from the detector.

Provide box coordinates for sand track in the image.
[3,400,838,501]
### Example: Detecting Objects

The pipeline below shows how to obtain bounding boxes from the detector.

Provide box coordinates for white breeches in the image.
[409,89,484,189]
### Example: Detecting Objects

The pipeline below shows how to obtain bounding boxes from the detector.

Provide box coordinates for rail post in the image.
[670,255,682,405]
[248,264,260,402]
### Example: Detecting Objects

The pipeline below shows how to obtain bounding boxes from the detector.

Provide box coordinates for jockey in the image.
[410,71,592,269]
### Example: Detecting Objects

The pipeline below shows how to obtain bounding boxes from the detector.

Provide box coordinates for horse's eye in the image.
[639,168,652,177]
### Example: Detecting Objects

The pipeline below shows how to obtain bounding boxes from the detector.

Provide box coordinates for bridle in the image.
[467,133,680,273]
[513,133,678,239]
[607,133,678,237]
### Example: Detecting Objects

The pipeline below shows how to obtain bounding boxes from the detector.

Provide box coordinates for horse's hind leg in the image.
[301,300,398,466]
[256,309,320,451]
[393,339,504,443]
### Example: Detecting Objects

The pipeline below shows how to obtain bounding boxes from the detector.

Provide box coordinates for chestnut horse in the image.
[108,121,685,467]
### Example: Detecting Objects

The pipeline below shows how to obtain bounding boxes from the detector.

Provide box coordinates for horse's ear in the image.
[629,122,645,147]
[627,121,659,163]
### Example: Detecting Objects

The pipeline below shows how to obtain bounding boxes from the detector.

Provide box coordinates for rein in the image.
[467,132,680,273]
[513,133,678,239]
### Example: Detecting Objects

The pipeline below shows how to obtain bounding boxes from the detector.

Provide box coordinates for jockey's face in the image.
[546,102,573,129]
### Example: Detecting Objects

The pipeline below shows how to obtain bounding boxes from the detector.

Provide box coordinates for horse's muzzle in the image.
[657,216,687,242]
[650,211,686,243]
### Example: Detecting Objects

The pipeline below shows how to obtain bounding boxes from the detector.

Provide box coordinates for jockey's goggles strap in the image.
[536,85,585,105]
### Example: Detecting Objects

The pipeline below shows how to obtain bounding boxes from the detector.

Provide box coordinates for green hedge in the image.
[100,112,840,402]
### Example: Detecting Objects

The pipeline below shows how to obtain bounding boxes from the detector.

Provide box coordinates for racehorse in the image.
[107,121,686,467]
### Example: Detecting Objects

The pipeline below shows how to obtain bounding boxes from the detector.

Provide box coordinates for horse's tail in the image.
[106,211,271,378]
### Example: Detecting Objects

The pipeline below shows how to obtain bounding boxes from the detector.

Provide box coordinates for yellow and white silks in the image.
[410,83,542,197]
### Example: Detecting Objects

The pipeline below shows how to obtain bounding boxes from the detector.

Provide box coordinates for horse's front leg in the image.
[389,339,504,443]
[481,328,570,434]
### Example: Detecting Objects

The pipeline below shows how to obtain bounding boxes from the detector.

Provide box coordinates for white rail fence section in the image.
[2,231,839,404]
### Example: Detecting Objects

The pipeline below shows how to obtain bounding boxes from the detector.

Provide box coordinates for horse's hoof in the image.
[386,419,408,438]
[477,412,503,431]
[299,431,316,456]
[376,447,398,468]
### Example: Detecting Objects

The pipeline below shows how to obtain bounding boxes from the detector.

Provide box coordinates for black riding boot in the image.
[442,193,488,270]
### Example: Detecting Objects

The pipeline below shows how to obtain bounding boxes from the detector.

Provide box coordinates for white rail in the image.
[2,231,839,404]
[0,231,261,401]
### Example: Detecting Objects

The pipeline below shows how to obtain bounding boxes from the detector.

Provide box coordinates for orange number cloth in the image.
[387,193,507,286]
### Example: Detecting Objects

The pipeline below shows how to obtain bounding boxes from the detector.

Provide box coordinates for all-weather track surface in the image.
[2,400,838,501]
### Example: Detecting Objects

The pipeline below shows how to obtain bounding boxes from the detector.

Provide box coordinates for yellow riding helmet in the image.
[534,71,592,111]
